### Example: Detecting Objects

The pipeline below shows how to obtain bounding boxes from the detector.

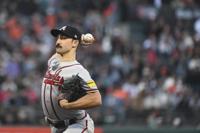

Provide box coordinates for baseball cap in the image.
[50,25,82,40]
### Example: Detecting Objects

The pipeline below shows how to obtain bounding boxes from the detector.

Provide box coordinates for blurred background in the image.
[0,0,200,132]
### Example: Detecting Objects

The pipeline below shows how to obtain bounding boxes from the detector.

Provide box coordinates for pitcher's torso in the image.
[41,58,85,120]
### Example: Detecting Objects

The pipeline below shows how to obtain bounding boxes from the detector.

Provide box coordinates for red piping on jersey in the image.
[55,63,81,73]
[43,83,50,116]
[86,89,98,92]
[77,112,87,120]
[50,85,61,120]
[81,120,88,133]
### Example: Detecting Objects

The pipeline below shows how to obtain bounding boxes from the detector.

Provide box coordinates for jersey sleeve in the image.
[77,66,98,92]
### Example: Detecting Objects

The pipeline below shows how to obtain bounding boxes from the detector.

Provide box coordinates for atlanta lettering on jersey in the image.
[44,70,64,86]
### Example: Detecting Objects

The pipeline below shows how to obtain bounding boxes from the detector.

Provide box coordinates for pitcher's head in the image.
[51,25,81,55]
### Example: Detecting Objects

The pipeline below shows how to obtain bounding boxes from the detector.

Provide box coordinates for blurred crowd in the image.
[0,0,200,128]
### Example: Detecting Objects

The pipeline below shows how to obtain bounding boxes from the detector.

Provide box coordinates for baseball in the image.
[81,33,95,45]
[84,33,93,39]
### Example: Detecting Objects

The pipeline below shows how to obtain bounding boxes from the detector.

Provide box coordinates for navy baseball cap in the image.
[51,25,82,40]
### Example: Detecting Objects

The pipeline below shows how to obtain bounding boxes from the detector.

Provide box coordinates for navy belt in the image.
[46,118,76,128]
[46,112,87,128]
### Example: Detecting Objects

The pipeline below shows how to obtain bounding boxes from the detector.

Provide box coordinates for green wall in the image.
[103,126,200,133]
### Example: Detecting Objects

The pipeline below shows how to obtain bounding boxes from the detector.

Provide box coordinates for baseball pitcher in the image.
[41,25,102,133]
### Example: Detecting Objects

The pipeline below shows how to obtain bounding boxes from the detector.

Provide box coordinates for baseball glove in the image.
[58,75,88,102]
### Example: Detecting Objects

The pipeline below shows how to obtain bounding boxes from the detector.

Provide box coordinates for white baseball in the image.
[81,33,95,45]
[84,33,94,40]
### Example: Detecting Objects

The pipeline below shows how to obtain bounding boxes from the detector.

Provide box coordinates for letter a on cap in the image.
[60,26,67,31]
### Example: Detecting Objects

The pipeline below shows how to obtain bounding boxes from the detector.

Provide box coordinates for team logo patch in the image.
[49,58,60,71]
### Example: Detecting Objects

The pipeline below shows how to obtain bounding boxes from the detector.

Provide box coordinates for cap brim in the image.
[50,29,74,38]
[50,29,64,37]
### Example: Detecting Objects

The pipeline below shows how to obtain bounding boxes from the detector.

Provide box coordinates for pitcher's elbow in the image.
[91,91,102,107]
[96,95,102,106]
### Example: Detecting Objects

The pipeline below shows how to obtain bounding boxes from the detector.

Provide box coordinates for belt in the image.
[46,118,76,128]
[46,113,87,129]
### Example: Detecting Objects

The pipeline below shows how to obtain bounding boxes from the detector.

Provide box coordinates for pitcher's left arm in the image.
[59,90,101,110]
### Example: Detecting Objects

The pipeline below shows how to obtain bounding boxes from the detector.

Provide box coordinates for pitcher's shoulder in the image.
[75,64,92,81]
[48,54,61,65]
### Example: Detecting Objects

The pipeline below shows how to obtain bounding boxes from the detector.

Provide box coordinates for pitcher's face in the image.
[55,35,77,54]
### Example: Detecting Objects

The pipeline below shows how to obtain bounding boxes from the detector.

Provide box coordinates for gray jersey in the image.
[41,57,98,121]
